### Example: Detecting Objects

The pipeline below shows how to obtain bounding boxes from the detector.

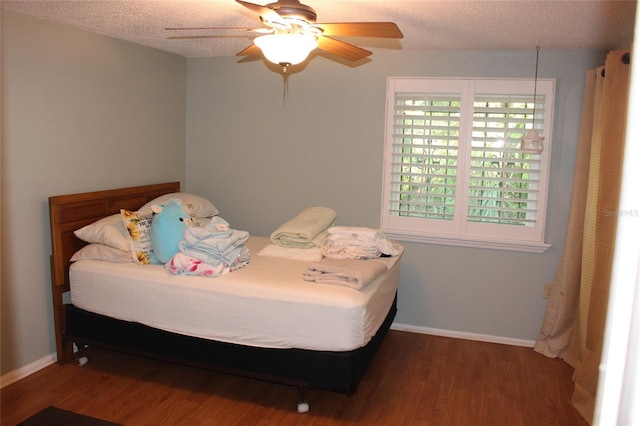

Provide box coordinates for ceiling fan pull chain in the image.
[282,63,290,104]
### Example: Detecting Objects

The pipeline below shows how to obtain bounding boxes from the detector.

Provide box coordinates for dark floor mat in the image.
[18,406,122,426]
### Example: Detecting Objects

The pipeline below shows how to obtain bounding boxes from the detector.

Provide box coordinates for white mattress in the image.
[69,236,400,352]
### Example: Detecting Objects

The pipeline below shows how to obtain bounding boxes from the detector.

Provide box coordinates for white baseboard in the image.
[391,322,535,348]
[0,353,57,389]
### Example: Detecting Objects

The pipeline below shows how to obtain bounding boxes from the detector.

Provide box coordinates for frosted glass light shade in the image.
[254,34,318,65]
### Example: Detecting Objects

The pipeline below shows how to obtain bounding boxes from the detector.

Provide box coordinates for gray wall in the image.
[186,49,606,341]
[1,11,187,375]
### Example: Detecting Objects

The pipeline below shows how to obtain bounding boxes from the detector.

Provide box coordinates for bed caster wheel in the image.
[76,356,88,366]
[297,401,309,413]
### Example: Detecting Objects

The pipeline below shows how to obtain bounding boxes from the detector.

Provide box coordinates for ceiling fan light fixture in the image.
[254,33,318,66]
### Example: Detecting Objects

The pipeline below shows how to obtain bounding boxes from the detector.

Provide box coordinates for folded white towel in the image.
[327,226,385,240]
[322,226,401,259]
[257,243,323,262]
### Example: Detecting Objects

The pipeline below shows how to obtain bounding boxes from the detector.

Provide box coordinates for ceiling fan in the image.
[166,0,403,72]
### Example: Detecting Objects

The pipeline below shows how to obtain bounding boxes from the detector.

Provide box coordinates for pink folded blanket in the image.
[165,252,230,277]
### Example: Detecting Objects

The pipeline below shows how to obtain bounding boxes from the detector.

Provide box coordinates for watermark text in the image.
[603,209,640,217]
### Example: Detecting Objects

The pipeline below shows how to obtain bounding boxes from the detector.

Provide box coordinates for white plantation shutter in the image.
[390,93,460,221]
[469,94,545,225]
[382,78,555,252]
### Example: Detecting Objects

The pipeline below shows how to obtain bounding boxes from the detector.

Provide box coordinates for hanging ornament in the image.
[521,46,545,154]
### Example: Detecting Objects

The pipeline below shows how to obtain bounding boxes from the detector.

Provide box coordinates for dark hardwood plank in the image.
[1,331,587,425]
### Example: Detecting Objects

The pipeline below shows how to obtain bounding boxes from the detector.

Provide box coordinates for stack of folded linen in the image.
[302,257,389,290]
[321,226,401,260]
[166,217,250,277]
[269,206,337,249]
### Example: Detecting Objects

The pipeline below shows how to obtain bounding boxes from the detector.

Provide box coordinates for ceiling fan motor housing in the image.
[267,0,317,23]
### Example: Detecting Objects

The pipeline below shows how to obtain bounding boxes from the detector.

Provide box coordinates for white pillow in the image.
[140,193,219,217]
[70,243,134,263]
[74,214,131,252]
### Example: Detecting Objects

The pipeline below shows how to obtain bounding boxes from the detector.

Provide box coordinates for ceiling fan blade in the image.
[236,44,263,57]
[169,35,255,40]
[317,36,372,61]
[165,27,253,31]
[314,22,403,38]
[236,0,288,27]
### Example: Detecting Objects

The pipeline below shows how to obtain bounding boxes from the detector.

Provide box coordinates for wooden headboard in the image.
[48,181,181,363]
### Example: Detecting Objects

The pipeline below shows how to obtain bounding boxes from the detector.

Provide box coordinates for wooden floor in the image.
[2,331,587,425]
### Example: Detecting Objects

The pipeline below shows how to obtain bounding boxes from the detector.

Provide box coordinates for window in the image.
[381,78,555,252]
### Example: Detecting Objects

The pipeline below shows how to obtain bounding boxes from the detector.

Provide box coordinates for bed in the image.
[49,182,400,411]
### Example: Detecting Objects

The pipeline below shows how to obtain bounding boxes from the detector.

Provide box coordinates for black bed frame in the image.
[49,182,397,401]
[66,297,396,395]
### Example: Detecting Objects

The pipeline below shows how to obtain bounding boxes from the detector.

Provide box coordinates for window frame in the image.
[380,77,555,253]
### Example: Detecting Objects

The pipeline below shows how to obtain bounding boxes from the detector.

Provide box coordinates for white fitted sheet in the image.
[69,236,400,351]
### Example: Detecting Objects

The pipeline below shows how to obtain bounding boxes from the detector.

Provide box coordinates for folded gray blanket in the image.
[302,257,388,290]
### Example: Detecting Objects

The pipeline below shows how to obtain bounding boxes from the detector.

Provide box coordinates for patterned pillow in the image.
[120,209,158,264]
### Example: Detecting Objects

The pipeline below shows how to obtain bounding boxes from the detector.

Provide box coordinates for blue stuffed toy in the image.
[150,199,193,264]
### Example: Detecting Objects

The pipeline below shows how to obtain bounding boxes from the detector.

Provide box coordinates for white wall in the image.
[186,49,607,342]
[0,11,187,375]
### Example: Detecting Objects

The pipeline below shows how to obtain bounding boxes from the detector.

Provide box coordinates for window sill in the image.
[383,230,552,253]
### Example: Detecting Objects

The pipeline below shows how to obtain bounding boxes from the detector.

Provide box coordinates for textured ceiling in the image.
[2,0,637,58]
